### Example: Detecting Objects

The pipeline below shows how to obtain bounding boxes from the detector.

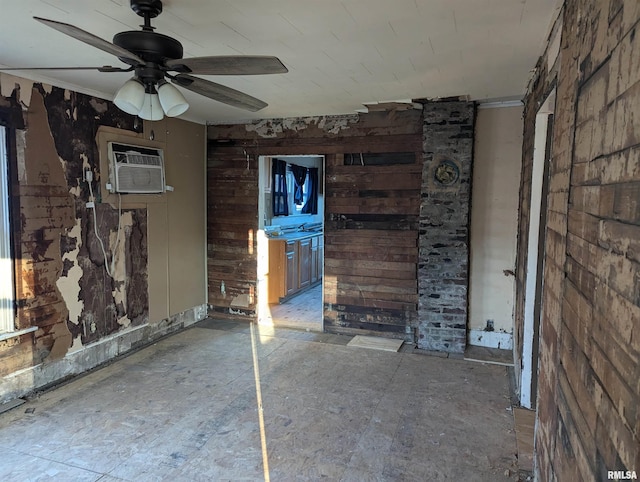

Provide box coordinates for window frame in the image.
[0,124,16,334]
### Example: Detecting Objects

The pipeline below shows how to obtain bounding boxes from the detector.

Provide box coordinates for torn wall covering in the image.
[0,79,148,377]
[245,115,360,138]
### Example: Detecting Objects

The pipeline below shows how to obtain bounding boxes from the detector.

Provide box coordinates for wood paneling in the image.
[518,2,640,479]
[207,110,422,336]
[207,148,259,315]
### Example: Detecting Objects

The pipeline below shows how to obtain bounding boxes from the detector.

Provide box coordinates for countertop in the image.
[267,231,323,241]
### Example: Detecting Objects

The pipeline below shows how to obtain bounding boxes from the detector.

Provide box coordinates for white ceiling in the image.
[0,0,560,125]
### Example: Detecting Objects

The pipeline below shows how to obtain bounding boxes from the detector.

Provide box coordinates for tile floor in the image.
[0,320,520,481]
[268,283,323,331]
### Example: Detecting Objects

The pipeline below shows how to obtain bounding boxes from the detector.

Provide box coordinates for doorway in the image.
[520,90,555,409]
[257,155,325,331]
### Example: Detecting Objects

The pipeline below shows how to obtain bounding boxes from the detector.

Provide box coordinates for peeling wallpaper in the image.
[0,73,34,107]
[0,73,206,404]
[243,115,360,138]
[0,80,148,373]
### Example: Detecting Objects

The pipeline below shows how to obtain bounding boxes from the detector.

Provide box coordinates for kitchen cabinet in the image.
[269,233,322,304]
[298,238,311,289]
[285,241,298,297]
[310,235,323,284]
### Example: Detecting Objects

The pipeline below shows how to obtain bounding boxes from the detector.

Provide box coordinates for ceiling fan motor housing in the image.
[113,30,183,64]
[131,0,163,18]
[115,0,183,72]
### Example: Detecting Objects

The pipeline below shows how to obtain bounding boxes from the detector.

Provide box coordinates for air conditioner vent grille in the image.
[115,164,164,194]
[108,142,165,194]
[114,151,162,167]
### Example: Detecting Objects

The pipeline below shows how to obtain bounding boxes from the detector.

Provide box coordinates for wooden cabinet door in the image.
[317,235,323,281]
[268,240,286,303]
[285,241,298,296]
[298,238,311,289]
[310,236,319,284]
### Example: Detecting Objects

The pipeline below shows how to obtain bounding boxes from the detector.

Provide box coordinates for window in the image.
[287,165,318,215]
[287,169,309,214]
[0,125,15,333]
[270,157,320,218]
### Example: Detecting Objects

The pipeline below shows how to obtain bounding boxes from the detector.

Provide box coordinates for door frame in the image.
[256,154,325,329]
[520,89,555,408]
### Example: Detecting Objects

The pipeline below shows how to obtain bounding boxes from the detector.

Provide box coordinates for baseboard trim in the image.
[468,329,513,350]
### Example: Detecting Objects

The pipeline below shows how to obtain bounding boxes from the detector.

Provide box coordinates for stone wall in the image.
[417,101,475,353]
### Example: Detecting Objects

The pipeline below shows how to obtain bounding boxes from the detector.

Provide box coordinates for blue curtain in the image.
[290,164,308,205]
[302,167,318,214]
[272,158,288,216]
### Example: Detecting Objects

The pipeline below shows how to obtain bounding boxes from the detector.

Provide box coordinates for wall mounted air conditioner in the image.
[107,142,165,194]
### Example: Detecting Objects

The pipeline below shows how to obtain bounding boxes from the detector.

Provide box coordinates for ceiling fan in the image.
[2,0,288,120]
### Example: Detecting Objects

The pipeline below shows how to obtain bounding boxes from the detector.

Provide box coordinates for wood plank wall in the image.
[517,2,640,480]
[207,147,259,317]
[324,155,420,338]
[207,110,423,338]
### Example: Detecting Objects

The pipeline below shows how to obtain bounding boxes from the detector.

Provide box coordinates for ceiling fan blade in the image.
[172,74,268,112]
[166,56,288,75]
[34,17,144,66]
[0,66,133,73]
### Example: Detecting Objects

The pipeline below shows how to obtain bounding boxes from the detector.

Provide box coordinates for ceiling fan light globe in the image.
[138,93,164,121]
[158,82,189,117]
[113,79,145,115]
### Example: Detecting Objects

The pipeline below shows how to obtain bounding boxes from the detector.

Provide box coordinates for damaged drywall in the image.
[2,80,147,367]
[20,87,74,362]
[1,75,206,403]
[243,114,359,138]
[56,218,84,328]
[0,73,34,107]
[37,83,148,347]
[15,130,27,182]
[111,210,134,328]
[230,293,252,309]
[74,195,148,344]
